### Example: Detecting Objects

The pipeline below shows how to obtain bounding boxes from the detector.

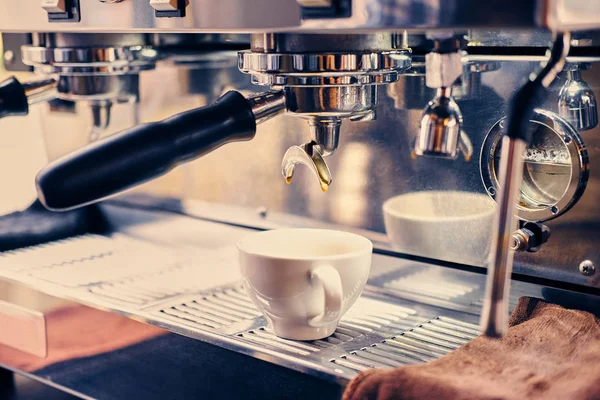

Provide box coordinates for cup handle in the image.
[308,265,343,327]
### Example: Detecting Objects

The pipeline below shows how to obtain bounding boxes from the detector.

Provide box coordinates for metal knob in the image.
[415,87,462,159]
[558,68,598,131]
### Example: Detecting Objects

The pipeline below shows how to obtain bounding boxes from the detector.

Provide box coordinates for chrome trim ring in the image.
[238,50,411,87]
[480,109,589,222]
[22,45,159,75]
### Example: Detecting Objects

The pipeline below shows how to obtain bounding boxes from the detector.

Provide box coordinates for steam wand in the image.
[480,32,570,337]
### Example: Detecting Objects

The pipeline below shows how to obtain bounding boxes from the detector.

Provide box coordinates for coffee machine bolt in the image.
[511,222,551,253]
[579,260,596,276]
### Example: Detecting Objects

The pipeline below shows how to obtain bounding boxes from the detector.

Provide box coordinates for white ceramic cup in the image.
[237,228,372,341]
[383,191,497,266]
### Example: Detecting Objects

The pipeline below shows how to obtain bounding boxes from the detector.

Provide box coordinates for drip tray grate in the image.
[88,263,230,306]
[238,328,325,356]
[151,285,261,332]
[0,234,178,288]
[0,232,485,383]
[332,317,479,372]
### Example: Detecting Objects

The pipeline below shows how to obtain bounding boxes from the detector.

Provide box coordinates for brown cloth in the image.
[343,297,600,400]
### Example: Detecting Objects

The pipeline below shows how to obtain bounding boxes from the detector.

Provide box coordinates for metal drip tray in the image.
[0,232,483,382]
[0,209,550,384]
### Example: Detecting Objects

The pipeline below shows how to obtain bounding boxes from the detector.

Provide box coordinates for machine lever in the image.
[36,90,285,211]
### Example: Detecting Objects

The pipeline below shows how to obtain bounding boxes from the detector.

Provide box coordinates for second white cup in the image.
[237,228,372,341]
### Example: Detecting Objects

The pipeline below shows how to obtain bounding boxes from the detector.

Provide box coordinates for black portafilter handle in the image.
[0,76,57,119]
[0,77,29,119]
[35,90,286,211]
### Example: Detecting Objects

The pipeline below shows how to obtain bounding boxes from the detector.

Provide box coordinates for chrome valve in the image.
[558,63,598,131]
[415,34,467,159]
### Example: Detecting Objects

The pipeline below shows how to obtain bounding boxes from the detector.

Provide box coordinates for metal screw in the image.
[579,260,596,276]
[511,233,524,251]
[256,207,268,218]
[3,50,14,66]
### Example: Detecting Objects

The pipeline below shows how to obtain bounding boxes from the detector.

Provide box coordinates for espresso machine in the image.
[0,1,599,398]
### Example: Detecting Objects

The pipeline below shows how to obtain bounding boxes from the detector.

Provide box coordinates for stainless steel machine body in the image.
[0,0,599,398]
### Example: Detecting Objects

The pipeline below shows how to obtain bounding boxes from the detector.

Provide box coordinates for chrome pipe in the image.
[481,136,526,337]
[480,32,570,337]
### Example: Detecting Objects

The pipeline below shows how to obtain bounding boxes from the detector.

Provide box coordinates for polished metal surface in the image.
[239,34,411,117]
[414,43,465,160]
[310,119,341,156]
[425,52,463,90]
[481,33,571,338]
[0,210,460,383]
[21,78,58,105]
[2,203,589,392]
[33,32,150,50]
[386,55,500,109]
[93,46,600,290]
[239,33,411,191]
[481,137,526,338]
[415,87,462,159]
[239,51,410,87]
[284,86,378,117]
[56,75,139,102]
[21,39,158,108]
[512,229,534,252]
[558,65,598,131]
[1,3,600,397]
[3,0,600,32]
[22,45,159,76]
[160,50,238,69]
[89,102,112,142]
[481,109,589,223]
[0,0,303,32]
[579,260,596,276]
[247,90,287,125]
[250,33,396,53]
